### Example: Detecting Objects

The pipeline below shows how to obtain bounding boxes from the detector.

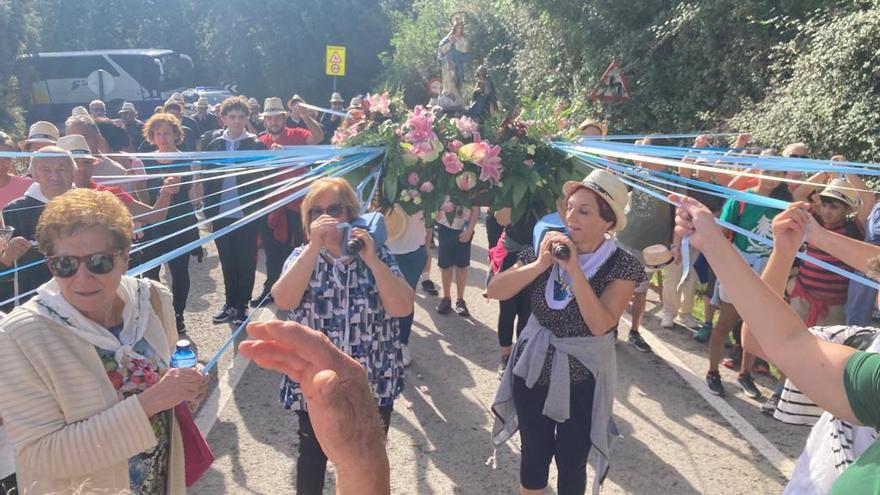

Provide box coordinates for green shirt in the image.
[719,195,780,257]
[831,351,880,494]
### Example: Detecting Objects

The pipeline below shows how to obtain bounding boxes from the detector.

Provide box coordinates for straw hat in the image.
[820,178,860,210]
[562,169,629,232]
[578,119,607,137]
[19,121,60,149]
[71,106,89,117]
[195,97,210,108]
[642,244,674,271]
[261,97,289,117]
[348,96,363,110]
[385,204,408,244]
[119,101,137,114]
[330,92,344,104]
[56,134,98,162]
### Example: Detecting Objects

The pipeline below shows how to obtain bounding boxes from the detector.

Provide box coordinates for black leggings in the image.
[295,404,393,495]
[143,252,191,316]
[513,374,595,494]
[498,251,530,347]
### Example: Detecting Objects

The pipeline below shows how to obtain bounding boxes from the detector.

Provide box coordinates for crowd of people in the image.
[1,92,880,495]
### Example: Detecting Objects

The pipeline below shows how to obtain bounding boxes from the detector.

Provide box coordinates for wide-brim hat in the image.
[562,169,629,232]
[348,96,363,110]
[578,119,607,137]
[330,92,344,103]
[56,134,98,162]
[643,244,674,271]
[820,178,860,210]
[19,121,59,148]
[119,102,136,114]
[261,97,289,117]
[195,97,210,108]
[385,204,408,244]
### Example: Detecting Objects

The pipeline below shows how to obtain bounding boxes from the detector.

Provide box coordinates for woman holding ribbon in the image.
[487,169,645,495]
[271,177,413,495]
[0,189,207,494]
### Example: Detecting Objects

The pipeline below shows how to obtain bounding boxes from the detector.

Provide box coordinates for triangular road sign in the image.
[589,59,632,102]
[330,53,341,63]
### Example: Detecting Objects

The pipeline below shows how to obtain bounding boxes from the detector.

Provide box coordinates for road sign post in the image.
[326,45,346,95]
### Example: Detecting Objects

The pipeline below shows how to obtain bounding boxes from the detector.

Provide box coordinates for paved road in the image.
[177,223,809,494]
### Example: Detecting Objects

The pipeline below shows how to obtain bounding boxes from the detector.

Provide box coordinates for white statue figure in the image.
[437,17,469,109]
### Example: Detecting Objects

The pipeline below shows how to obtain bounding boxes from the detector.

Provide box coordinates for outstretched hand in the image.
[670,194,724,251]
[772,202,812,257]
[239,321,390,492]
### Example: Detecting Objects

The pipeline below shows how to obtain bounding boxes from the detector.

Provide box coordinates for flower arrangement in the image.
[333,93,583,224]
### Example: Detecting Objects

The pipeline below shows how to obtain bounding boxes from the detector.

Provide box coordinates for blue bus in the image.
[18,49,194,124]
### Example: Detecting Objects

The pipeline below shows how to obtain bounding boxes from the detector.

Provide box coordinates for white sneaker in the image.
[675,314,702,329]
[660,313,675,328]
[402,344,413,367]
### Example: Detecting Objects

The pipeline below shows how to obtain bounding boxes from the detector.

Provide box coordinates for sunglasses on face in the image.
[788,154,808,159]
[309,204,344,218]
[47,251,121,278]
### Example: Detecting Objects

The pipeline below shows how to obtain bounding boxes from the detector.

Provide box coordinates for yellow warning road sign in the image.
[325,46,346,77]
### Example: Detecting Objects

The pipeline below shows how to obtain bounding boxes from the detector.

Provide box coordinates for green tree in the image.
[0,0,39,133]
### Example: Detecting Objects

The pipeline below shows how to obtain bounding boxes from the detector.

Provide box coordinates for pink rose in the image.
[420,181,434,193]
[448,140,464,153]
[456,116,479,138]
[408,172,419,186]
[524,159,535,168]
[442,152,464,174]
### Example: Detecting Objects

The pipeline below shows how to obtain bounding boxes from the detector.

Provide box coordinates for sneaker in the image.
[232,308,248,326]
[436,297,452,314]
[175,313,186,334]
[660,313,675,328]
[212,305,235,324]
[421,279,439,295]
[498,354,510,379]
[627,331,652,353]
[675,314,702,329]
[737,373,763,400]
[693,322,712,343]
[454,299,470,317]
[402,344,413,367]
[762,394,781,415]
[250,292,273,308]
[706,372,725,396]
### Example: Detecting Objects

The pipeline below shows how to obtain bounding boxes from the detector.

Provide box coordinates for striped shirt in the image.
[796,214,864,304]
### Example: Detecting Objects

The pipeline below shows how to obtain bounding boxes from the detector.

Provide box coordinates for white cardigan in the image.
[0,281,185,494]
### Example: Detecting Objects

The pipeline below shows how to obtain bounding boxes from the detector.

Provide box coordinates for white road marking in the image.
[621,314,796,478]
[196,350,251,434]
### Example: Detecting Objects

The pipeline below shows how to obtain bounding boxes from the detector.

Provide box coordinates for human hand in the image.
[240,321,390,482]
[458,228,474,243]
[552,234,581,275]
[733,133,751,149]
[187,363,211,412]
[670,194,725,251]
[159,176,180,197]
[537,230,564,270]
[138,366,206,417]
[2,237,31,265]
[271,143,283,151]
[308,215,339,250]
[772,203,812,257]
[693,134,712,148]
[493,207,512,227]
[349,228,378,265]
[671,244,682,265]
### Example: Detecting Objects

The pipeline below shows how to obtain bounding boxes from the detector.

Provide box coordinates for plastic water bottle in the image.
[169,339,197,368]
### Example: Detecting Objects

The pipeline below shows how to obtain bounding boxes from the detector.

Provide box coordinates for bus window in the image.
[109,54,161,96]
[33,55,119,80]
[158,54,194,92]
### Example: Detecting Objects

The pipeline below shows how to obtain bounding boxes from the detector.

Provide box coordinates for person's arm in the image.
[296,106,325,145]
[791,171,829,202]
[131,177,179,224]
[486,238,555,300]
[673,195,860,424]
[554,233,636,335]
[272,244,320,311]
[846,173,875,227]
[240,321,390,495]
[458,207,479,243]
[807,219,880,274]
[351,229,414,318]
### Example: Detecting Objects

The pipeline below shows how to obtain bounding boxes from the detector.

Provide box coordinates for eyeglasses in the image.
[47,251,121,278]
[309,204,344,218]
[788,154,808,159]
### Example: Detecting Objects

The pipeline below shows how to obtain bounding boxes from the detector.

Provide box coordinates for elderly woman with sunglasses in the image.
[0,189,208,495]
[272,177,413,495]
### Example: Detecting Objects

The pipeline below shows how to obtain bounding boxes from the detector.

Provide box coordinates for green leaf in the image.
[383,176,398,204]
[512,180,528,207]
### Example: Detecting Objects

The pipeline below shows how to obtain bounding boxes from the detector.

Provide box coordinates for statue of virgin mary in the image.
[437,17,469,109]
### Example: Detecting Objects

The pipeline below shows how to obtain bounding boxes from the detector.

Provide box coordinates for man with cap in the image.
[18,121,59,152]
[247,98,265,134]
[63,114,127,182]
[56,134,178,224]
[286,95,310,129]
[320,92,346,144]
[88,99,106,119]
[117,101,144,151]
[249,97,324,306]
[0,147,75,308]
[193,96,220,136]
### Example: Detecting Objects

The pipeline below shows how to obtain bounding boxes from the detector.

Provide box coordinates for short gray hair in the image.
[64,114,100,139]
[29,145,75,173]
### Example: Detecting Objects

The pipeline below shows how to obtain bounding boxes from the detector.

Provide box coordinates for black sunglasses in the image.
[788,154,808,159]
[309,204,344,218]
[47,251,121,278]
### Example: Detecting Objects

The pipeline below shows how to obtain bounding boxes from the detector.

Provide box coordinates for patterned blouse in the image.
[516,246,647,385]
[280,245,406,411]
[97,325,170,495]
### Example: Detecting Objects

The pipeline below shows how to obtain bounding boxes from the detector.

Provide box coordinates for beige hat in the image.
[578,119,607,137]
[119,101,137,114]
[348,96,363,110]
[71,106,89,117]
[642,244,674,271]
[820,178,860,210]
[0,130,14,149]
[169,92,185,104]
[56,134,98,162]
[385,205,407,244]
[562,169,629,232]
[261,97,289,117]
[330,92,344,104]
[19,121,60,148]
[195,97,210,108]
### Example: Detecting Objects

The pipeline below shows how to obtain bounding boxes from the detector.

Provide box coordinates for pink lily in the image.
[442,152,464,174]
[456,116,479,138]
[476,144,503,184]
